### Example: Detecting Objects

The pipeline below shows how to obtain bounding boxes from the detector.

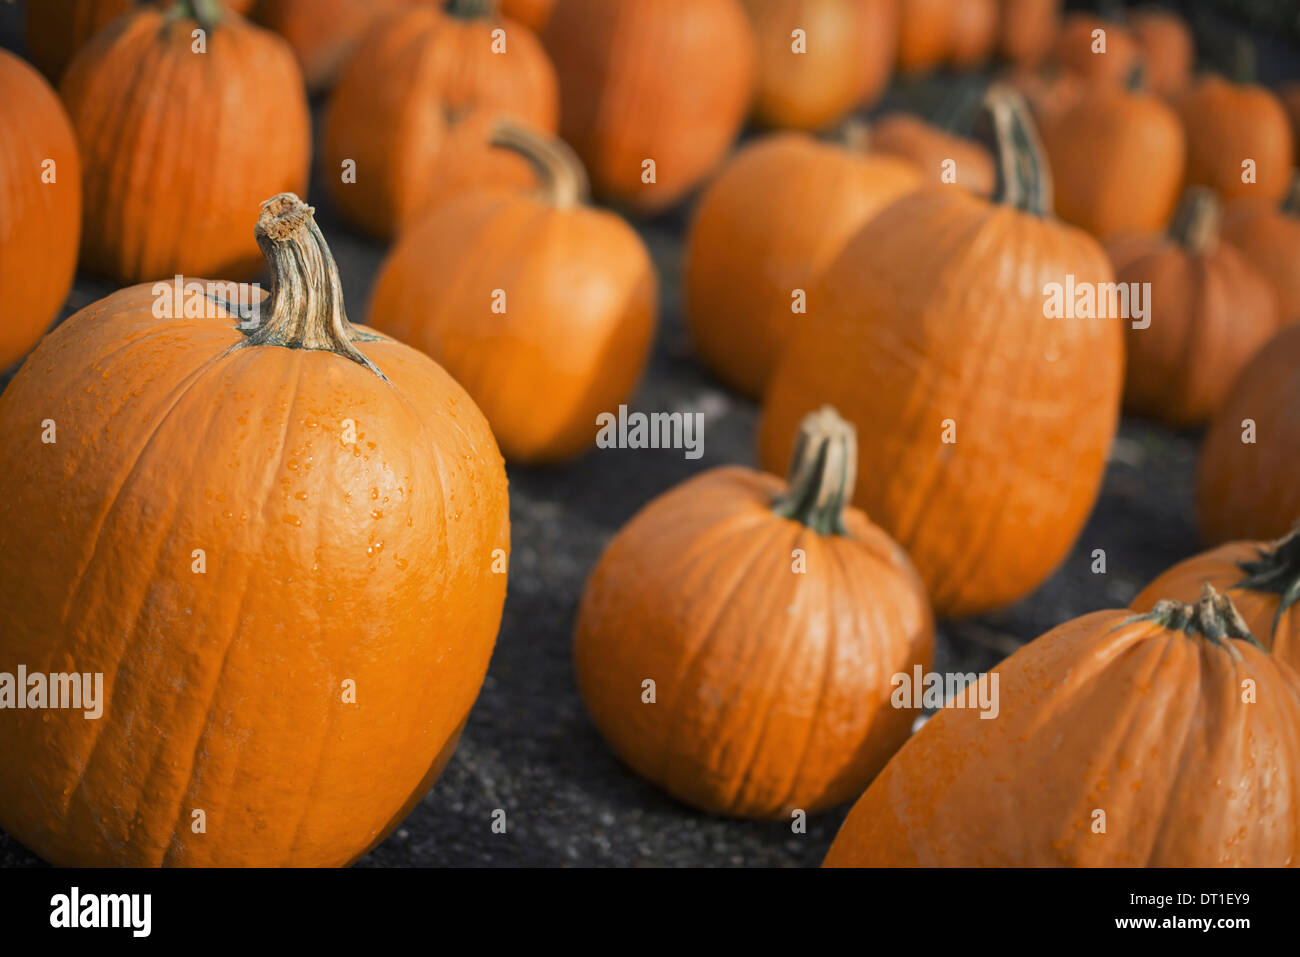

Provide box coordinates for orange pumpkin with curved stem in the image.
[868,113,995,195]
[0,194,510,867]
[759,87,1123,618]
[369,123,656,464]
[60,0,309,282]
[254,0,409,92]
[575,407,933,818]
[1051,13,1138,87]
[685,130,921,397]
[1178,73,1294,205]
[1129,6,1193,98]
[997,0,1061,68]
[1222,177,1300,325]
[825,587,1300,866]
[0,50,81,370]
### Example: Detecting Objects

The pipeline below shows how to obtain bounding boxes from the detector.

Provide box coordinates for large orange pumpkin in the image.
[543,0,756,214]
[574,407,934,818]
[1051,13,1138,87]
[824,587,1300,866]
[60,2,310,283]
[0,194,510,867]
[254,0,409,92]
[997,0,1061,68]
[684,131,921,398]
[868,113,996,196]
[1222,178,1300,325]
[742,0,897,131]
[0,50,81,371]
[759,87,1124,618]
[1178,74,1295,205]
[1198,324,1300,545]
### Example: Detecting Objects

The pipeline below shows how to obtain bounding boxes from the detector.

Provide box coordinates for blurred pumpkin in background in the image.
[1128,5,1193,98]
[501,0,554,31]
[1051,12,1138,87]
[997,0,1062,68]
[1178,71,1294,205]
[947,0,997,68]
[895,0,954,74]
[1221,177,1300,325]
[254,0,409,93]
[867,112,995,195]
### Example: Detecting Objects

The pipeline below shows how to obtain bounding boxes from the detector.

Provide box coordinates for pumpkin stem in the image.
[1231,34,1257,85]
[170,0,225,28]
[836,117,871,155]
[771,406,857,537]
[446,0,500,20]
[975,84,1053,217]
[1124,58,1147,93]
[239,193,387,379]
[1237,527,1300,637]
[1145,584,1264,655]
[1168,187,1221,255]
[489,119,589,208]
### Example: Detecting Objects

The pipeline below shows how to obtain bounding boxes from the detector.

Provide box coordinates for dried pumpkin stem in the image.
[1169,187,1221,255]
[239,193,387,379]
[1145,584,1264,654]
[975,84,1053,217]
[772,406,857,537]
[1237,528,1300,632]
[171,0,224,29]
[489,119,590,208]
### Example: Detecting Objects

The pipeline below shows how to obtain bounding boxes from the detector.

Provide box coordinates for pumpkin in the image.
[1005,64,1087,128]
[24,0,256,81]
[947,0,998,69]
[324,1,558,238]
[895,0,953,74]
[1128,6,1193,99]
[1178,73,1295,205]
[868,113,995,196]
[1050,13,1138,87]
[1132,532,1300,667]
[501,0,554,31]
[742,0,897,131]
[254,0,409,93]
[1106,187,1278,426]
[684,130,921,398]
[368,122,656,463]
[0,50,81,371]
[543,0,756,214]
[59,1,309,283]
[824,587,1300,866]
[0,194,509,866]
[996,0,1062,68]
[1039,69,1185,239]
[574,406,934,818]
[1197,323,1300,545]
[758,87,1123,618]
[1221,177,1300,325]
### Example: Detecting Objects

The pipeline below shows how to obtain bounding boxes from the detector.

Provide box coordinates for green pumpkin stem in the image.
[446,0,500,20]
[1237,528,1300,634]
[171,0,224,29]
[1145,584,1264,656]
[239,193,387,379]
[772,406,857,537]
[976,84,1053,217]
[1124,58,1147,93]
[1169,187,1221,255]
[489,119,589,208]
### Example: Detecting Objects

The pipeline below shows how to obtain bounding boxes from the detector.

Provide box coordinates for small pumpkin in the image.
[574,407,934,818]
[742,0,897,131]
[0,50,81,370]
[1106,187,1278,426]
[1221,176,1300,325]
[1039,68,1185,238]
[0,194,510,866]
[368,123,656,464]
[868,113,996,196]
[1050,13,1138,87]
[1197,323,1300,545]
[759,87,1123,618]
[947,0,998,69]
[254,0,409,93]
[500,0,554,32]
[996,0,1062,68]
[323,1,559,238]
[1132,531,1300,667]
[1128,6,1193,99]
[543,0,756,214]
[895,0,954,74]
[825,587,1300,866]
[684,130,921,398]
[60,0,310,283]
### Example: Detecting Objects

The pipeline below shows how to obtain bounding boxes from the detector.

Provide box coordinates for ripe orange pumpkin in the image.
[947,0,997,69]
[543,0,756,214]
[574,406,934,818]
[1198,324,1300,545]
[1132,532,1300,667]
[323,2,558,238]
[1106,187,1278,426]
[868,113,995,196]
[1222,178,1300,325]
[684,131,921,398]
[1128,6,1193,99]
[742,0,897,131]
[1051,13,1138,87]
[0,50,81,371]
[1178,74,1295,205]
[997,0,1062,68]
[824,587,1300,866]
[254,0,409,92]
[369,123,656,464]
[895,0,954,74]
[0,194,510,866]
[1040,74,1185,238]
[759,87,1123,618]
[501,0,554,31]
[60,2,310,283]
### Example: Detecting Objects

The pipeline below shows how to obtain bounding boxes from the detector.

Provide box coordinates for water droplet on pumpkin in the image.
[284,514,302,527]
[371,509,383,519]
[295,491,308,501]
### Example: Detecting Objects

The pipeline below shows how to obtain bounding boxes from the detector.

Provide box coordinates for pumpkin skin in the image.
[997,0,1061,68]
[895,0,953,74]
[1178,75,1295,205]
[369,124,655,463]
[1129,6,1193,99]
[742,0,897,131]
[254,0,409,92]
[868,113,995,196]
[684,132,921,398]
[501,0,555,31]
[1280,82,1300,152]
[543,0,756,214]
[1106,188,1278,427]
[824,589,1300,866]
[574,407,934,818]
[759,88,1123,618]
[1051,13,1138,87]
[0,51,81,370]
[0,194,510,867]
[1132,533,1300,668]
[1040,80,1185,239]
[60,5,310,283]
[1221,183,1300,325]
[947,0,997,69]
[1198,324,1300,545]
